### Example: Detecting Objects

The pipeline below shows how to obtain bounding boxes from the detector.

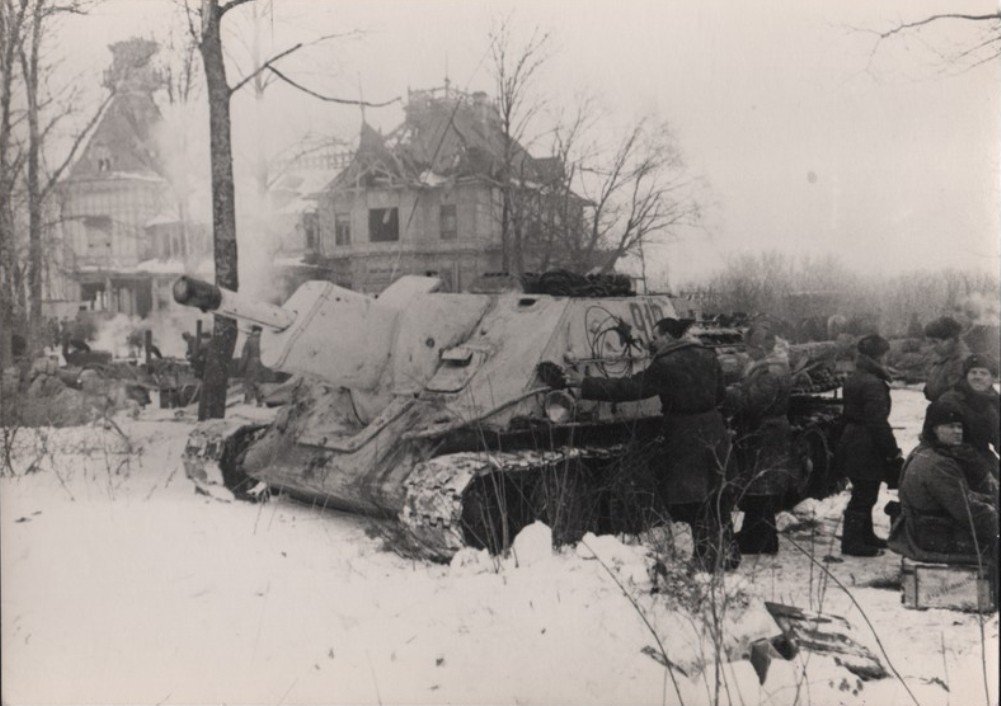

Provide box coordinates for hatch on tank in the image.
[425,346,490,393]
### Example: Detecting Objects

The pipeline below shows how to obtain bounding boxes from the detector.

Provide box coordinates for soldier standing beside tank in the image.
[564,317,740,572]
[725,322,795,555]
[240,325,264,406]
[834,334,903,557]
[924,316,970,402]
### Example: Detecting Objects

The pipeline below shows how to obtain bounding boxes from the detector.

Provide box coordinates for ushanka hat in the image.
[923,316,963,340]
[857,334,890,358]
[962,353,998,377]
[921,399,966,440]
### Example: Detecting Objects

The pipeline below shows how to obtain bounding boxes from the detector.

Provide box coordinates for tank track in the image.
[400,445,626,560]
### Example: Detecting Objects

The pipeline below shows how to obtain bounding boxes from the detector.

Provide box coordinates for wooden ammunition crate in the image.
[901,558,996,613]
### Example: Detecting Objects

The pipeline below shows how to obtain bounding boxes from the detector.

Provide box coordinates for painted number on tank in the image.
[628,301,665,342]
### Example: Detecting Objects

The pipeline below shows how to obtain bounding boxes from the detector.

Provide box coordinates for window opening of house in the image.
[368,207,399,242]
[172,233,185,259]
[84,215,113,253]
[302,212,319,251]
[333,212,350,246]
[94,145,112,172]
[440,203,457,240]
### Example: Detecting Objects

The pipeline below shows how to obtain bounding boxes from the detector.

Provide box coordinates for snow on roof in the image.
[419,169,448,187]
[144,209,183,227]
[68,171,167,185]
[135,258,186,274]
[273,255,325,269]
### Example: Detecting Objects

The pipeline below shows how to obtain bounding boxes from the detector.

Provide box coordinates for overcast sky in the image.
[55,0,1000,286]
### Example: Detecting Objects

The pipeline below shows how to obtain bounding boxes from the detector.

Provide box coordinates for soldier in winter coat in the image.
[924,316,971,402]
[566,317,739,571]
[834,334,903,557]
[725,322,795,555]
[888,400,998,598]
[939,354,1000,480]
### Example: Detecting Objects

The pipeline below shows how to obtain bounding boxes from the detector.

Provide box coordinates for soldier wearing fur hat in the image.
[888,400,998,597]
[833,334,903,557]
[939,354,1000,479]
[924,316,971,402]
[725,320,795,555]
[565,317,739,572]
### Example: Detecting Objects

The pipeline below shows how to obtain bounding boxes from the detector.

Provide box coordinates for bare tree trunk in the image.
[250,0,269,200]
[197,0,240,420]
[0,1,24,370]
[0,206,15,368]
[22,1,42,357]
[500,192,510,272]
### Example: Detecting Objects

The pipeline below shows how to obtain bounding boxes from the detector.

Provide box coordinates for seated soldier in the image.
[888,400,998,599]
[938,354,999,481]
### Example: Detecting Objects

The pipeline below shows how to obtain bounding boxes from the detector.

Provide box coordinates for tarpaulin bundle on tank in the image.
[520,270,634,297]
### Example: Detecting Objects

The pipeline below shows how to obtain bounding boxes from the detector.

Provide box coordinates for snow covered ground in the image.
[2,388,997,705]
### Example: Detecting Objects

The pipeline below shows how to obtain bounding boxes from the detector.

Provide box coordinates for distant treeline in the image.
[681,252,1000,341]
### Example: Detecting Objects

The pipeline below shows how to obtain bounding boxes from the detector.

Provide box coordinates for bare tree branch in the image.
[218,0,253,16]
[878,12,999,39]
[181,0,198,43]
[230,29,367,96]
[265,65,400,107]
[228,40,301,94]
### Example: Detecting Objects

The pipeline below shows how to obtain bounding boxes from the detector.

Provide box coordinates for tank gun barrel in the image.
[172,276,296,332]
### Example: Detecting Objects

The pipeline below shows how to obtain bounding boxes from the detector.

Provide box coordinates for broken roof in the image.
[329,87,554,191]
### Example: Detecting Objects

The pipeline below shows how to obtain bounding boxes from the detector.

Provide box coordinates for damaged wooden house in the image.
[56,38,210,318]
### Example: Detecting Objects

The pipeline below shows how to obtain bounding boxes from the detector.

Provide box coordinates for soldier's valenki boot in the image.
[862,514,888,549]
[691,519,742,573]
[841,511,882,557]
[737,499,779,555]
